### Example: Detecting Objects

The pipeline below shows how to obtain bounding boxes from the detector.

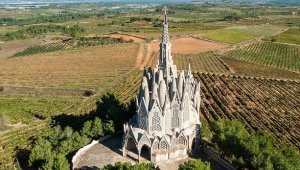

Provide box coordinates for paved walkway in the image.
[74,133,227,170]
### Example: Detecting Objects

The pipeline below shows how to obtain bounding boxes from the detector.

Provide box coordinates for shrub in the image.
[0,86,3,91]
[179,159,210,170]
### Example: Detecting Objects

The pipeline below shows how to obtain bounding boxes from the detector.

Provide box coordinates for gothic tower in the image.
[122,6,201,164]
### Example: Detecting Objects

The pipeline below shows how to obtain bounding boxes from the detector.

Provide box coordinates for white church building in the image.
[122,6,201,164]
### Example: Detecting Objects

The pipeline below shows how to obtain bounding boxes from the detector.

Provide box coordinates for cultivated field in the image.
[0,43,140,91]
[12,37,134,58]
[0,96,81,124]
[146,51,230,74]
[174,52,230,74]
[0,38,60,59]
[221,57,300,80]
[196,26,284,44]
[0,120,52,167]
[264,28,300,45]
[226,42,300,72]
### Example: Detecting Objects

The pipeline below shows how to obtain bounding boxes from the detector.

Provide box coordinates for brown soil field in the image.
[85,34,145,43]
[0,43,139,91]
[109,34,144,43]
[149,37,227,54]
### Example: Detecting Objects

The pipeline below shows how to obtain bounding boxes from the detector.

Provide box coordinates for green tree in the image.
[210,119,300,169]
[48,125,62,145]
[104,120,115,134]
[53,154,70,170]
[96,92,134,131]
[56,138,73,155]
[81,120,93,138]
[201,118,212,141]
[211,119,249,158]
[178,159,210,170]
[39,154,69,170]
[92,117,104,138]
[39,155,54,170]
[62,126,73,139]
[71,131,91,150]
[29,137,52,168]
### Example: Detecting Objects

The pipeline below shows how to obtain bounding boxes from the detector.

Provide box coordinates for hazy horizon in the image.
[0,0,299,5]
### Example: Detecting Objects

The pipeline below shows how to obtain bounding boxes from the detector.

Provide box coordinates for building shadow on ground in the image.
[51,92,135,131]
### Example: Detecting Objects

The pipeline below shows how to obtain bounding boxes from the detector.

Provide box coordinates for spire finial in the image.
[163,6,168,24]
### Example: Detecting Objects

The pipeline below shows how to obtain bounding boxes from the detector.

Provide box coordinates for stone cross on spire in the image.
[163,6,168,25]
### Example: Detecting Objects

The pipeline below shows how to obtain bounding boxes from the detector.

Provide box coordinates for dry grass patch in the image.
[0,43,140,91]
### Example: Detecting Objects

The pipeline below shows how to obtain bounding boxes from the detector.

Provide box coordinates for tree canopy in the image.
[209,119,300,169]
[178,159,210,170]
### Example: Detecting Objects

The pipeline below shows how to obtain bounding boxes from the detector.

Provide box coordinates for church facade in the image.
[122,7,201,164]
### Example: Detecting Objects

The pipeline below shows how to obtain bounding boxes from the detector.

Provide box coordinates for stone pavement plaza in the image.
[74,133,226,170]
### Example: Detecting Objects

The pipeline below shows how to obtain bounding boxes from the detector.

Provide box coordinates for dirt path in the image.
[135,43,144,67]
[140,43,152,69]
[0,123,28,136]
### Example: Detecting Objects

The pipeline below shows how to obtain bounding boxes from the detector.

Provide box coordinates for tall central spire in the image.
[164,6,168,25]
[161,6,169,43]
[158,6,176,83]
